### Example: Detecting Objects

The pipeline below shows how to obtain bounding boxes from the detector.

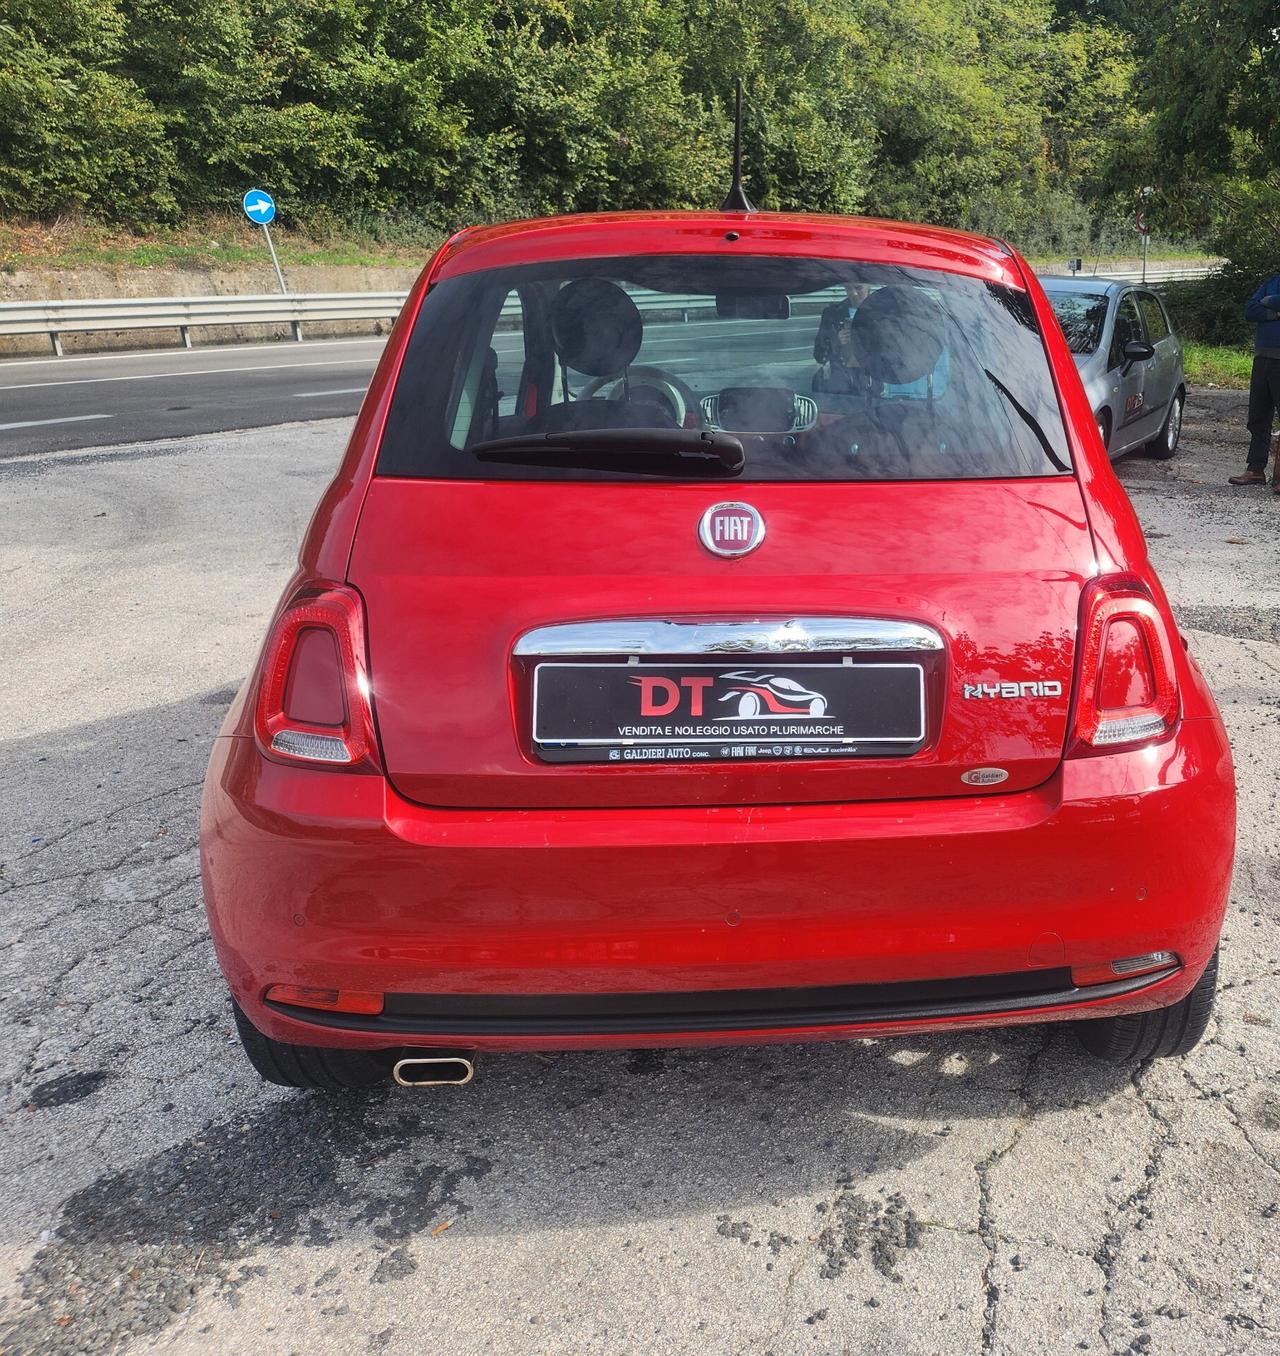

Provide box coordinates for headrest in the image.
[849,285,946,386]
[551,279,643,376]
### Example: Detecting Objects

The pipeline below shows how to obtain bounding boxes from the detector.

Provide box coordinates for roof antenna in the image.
[720,77,755,213]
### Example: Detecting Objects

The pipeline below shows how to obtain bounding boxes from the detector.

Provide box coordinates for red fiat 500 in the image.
[200,212,1235,1090]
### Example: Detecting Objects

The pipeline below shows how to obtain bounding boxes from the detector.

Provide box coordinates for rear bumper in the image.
[267,965,1181,1036]
[200,717,1234,1052]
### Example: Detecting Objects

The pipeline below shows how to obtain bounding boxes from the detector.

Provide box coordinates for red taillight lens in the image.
[264,984,384,1015]
[254,585,380,770]
[1071,581,1179,753]
[283,627,346,725]
[1096,619,1156,710]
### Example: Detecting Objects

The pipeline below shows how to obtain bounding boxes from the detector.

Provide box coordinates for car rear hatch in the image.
[347,475,1094,809]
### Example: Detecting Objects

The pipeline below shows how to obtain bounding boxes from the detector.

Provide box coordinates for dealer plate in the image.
[532,661,925,764]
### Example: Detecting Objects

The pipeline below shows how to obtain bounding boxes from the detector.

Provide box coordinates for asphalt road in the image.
[0,338,384,456]
[2,391,1279,1355]
[0,317,826,457]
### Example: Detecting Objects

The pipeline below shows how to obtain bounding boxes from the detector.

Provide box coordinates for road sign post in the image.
[242,190,288,298]
[1136,186,1154,285]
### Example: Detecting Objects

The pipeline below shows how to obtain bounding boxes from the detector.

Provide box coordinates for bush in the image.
[1209,176,1280,279]
[0,16,178,224]
[1160,271,1257,348]
[2,0,1258,248]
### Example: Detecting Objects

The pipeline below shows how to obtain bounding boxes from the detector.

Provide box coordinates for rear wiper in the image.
[983,369,1070,473]
[469,427,745,474]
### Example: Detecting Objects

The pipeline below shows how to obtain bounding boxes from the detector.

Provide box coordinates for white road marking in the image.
[0,357,377,393]
[0,413,114,431]
[292,387,368,398]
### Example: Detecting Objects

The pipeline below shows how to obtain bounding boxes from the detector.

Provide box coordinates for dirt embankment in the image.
[0,262,424,357]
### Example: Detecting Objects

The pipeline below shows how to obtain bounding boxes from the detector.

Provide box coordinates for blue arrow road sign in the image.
[242,189,276,225]
[242,189,287,293]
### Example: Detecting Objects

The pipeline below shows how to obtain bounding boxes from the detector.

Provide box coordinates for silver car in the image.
[1040,278,1184,459]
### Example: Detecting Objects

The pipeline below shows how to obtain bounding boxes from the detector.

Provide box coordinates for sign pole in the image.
[1138,185,1154,286]
[261,222,288,296]
[242,189,287,295]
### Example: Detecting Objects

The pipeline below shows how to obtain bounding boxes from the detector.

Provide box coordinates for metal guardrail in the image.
[0,291,408,355]
[0,288,789,354]
[0,265,1222,355]
[1037,264,1218,283]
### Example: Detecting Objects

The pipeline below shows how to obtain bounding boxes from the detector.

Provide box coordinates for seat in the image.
[812,285,956,476]
[534,395,678,433]
[531,278,675,432]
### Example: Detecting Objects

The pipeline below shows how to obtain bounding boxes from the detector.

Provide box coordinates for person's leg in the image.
[1247,356,1278,472]
[1264,357,1280,464]
[1235,357,1276,482]
[1259,356,1280,489]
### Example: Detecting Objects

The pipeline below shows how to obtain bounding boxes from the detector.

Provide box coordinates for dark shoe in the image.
[1228,471,1267,485]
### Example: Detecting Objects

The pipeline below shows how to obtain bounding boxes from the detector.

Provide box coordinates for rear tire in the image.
[232,1002,392,1090]
[1073,949,1217,1062]
[1144,390,1183,460]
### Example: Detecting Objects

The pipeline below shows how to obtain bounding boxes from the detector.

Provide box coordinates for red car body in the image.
[200,212,1234,1064]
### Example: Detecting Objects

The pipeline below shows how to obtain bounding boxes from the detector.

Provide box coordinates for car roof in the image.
[1039,277,1126,297]
[430,211,1025,289]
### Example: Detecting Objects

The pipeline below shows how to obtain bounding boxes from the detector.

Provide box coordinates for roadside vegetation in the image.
[2,0,1146,243]
[0,219,437,273]
[0,217,1223,279]
[1,0,1274,347]
[1181,343,1255,390]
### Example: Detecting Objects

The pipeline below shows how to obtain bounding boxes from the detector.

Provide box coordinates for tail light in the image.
[1070,579,1179,754]
[264,984,384,1015]
[254,584,380,770]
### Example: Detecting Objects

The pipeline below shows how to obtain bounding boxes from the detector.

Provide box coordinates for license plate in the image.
[532,661,925,764]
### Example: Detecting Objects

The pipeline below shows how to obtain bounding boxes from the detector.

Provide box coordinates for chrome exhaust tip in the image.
[392,1055,476,1088]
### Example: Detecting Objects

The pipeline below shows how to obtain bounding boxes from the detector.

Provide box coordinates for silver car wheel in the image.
[1146,393,1183,460]
[1167,396,1182,452]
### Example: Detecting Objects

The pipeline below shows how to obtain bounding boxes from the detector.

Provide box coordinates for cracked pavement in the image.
[1,390,1277,1355]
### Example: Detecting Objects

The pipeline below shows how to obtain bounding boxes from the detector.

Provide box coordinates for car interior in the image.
[403,255,1072,480]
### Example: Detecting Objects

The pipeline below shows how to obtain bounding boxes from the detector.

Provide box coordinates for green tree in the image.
[0,0,1184,245]
[1126,0,1277,274]
[0,0,176,222]
[677,0,875,213]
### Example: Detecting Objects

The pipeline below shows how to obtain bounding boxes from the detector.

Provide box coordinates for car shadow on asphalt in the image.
[6,1025,1139,1348]
[3,687,1141,1352]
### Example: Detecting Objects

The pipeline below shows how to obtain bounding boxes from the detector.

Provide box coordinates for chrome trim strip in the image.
[514,617,944,656]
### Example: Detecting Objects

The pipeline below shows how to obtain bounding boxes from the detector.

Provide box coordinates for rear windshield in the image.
[1047,289,1109,355]
[378,254,1071,481]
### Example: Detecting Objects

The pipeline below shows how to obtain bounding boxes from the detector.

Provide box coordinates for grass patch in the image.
[0,216,438,273]
[1183,342,1255,389]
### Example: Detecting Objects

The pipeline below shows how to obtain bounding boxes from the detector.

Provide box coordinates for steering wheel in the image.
[577,365,701,428]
